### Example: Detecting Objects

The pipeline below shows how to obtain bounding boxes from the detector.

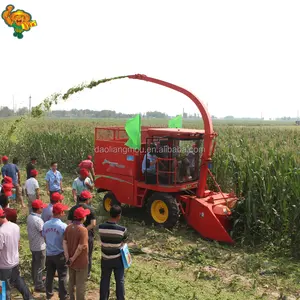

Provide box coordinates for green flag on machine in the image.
[125,114,141,149]
[168,115,182,128]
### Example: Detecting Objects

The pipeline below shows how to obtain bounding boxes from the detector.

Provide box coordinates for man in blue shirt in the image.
[45,161,63,200]
[1,156,25,208]
[42,202,69,300]
[142,144,157,184]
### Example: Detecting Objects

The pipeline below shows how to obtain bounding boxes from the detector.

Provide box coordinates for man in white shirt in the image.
[25,169,40,213]
[0,208,34,299]
[27,199,47,292]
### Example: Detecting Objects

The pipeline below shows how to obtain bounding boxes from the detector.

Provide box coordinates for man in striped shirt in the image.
[99,205,128,300]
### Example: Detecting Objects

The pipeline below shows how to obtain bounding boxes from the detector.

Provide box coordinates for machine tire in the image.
[102,192,119,212]
[146,193,180,228]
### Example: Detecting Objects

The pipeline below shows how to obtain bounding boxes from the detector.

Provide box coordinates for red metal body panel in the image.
[94,138,138,206]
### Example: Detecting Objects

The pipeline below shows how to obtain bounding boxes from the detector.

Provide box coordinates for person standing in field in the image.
[26,157,37,180]
[72,168,93,203]
[1,176,15,202]
[1,177,13,195]
[2,175,13,185]
[12,157,19,183]
[1,156,25,208]
[45,161,63,200]
[42,202,69,300]
[67,190,96,279]
[0,208,34,300]
[78,155,95,182]
[0,194,17,223]
[13,157,26,199]
[41,191,64,223]
[25,169,40,213]
[63,206,89,300]
[27,199,47,293]
[99,205,128,300]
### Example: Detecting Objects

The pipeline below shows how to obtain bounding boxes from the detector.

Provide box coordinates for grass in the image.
[8,168,300,299]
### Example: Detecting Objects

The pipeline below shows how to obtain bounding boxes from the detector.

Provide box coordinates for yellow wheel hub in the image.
[151,200,169,223]
[104,198,112,211]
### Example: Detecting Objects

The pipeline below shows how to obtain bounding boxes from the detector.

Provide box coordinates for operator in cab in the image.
[142,143,157,184]
[187,144,197,179]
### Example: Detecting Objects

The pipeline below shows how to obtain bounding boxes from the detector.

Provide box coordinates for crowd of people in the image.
[0,155,128,300]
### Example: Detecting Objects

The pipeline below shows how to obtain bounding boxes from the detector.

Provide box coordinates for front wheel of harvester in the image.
[146,193,180,228]
[102,192,119,212]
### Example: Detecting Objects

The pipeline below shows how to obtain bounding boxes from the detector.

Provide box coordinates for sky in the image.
[0,0,300,119]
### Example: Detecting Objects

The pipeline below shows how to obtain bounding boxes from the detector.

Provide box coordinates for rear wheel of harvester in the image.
[102,192,119,212]
[146,193,180,228]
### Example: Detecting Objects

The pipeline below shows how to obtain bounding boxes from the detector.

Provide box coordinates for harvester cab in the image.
[94,74,238,244]
[142,130,203,186]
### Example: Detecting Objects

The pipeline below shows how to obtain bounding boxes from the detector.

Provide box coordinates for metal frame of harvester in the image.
[93,74,238,243]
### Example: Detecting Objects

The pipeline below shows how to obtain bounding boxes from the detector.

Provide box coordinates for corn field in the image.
[1,118,300,253]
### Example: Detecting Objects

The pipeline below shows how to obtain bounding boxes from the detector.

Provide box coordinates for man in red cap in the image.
[25,169,40,213]
[0,208,34,299]
[42,202,69,300]
[41,191,64,223]
[0,182,13,197]
[0,194,17,223]
[63,206,89,300]
[67,190,96,279]
[27,199,47,292]
[1,177,14,198]
[72,168,93,203]
[78,155,95,181]
[1,156,25,208]
[3,176,13,184]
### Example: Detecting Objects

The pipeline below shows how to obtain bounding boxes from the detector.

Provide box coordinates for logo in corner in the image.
[1,4,37,39]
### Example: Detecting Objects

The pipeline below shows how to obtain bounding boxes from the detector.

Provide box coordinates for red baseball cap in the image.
[80,190,92,199]
[87,155,92,160]
[51,192,64,202]
[32,199,47,209]
[30,169,38,176]
[79,168,89,177]
[52,203,69,214]
[2,183,13,197]
[74,207,90,219]
[3,190,12,197]
[0,209,5,217]
[1,156,8,161]
[3,176,12,184]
